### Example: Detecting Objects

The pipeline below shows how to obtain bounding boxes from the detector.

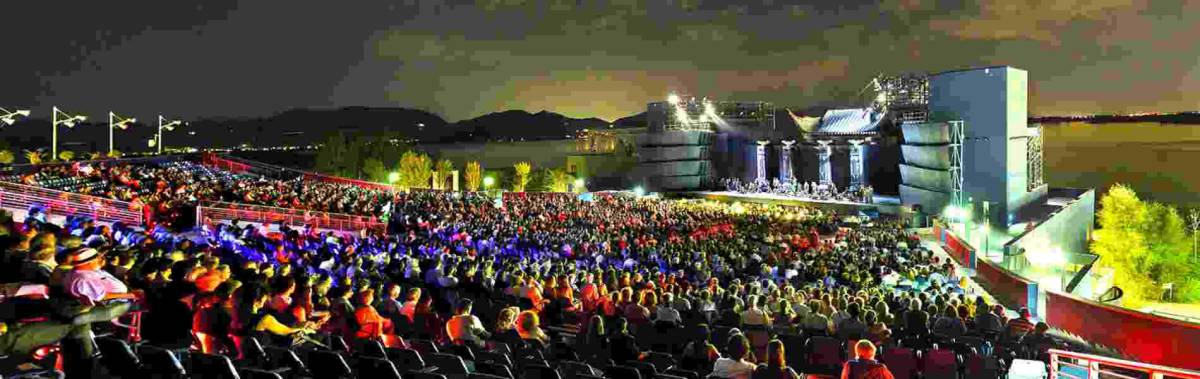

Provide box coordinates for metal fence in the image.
[0,181,143,225]
[1050,349,1200,379]
[196,201,385,233]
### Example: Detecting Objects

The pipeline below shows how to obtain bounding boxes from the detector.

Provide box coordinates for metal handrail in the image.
[1049,349,1200,379]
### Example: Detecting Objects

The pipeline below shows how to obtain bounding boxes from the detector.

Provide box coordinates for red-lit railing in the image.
[301,172,395,192]
[1046,290,1200,371]
[0,181,143,226]
[196,201,385,233]
[1050,349,1200,379]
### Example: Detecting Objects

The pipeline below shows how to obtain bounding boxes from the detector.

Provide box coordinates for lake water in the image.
[1041,122,1200,208]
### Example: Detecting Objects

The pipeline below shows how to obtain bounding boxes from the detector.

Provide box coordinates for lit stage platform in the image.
[688,191,904,215]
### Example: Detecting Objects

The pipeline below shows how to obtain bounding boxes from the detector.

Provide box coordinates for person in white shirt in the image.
[446,299,490,348]
[712,334,757,379]
[655,292,682,324]
[741,295,772,328]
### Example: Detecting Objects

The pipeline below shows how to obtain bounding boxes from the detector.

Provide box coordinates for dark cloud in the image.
[1,0,1196,123]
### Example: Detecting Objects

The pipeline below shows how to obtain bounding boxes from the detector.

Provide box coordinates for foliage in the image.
[513,161,531,192]
[107,150,122,158]
[1092,184,1200,306]
[0,150,13,164]
[88,152,104,160]
[314,131,409,180]
[548,169,573,193]
[436,159,454,190]
[398,151,433,190]
[24,150,43,164]
[361,158,388,183]
[528,168,553,192]
[464,161,482,191]
[58,150,75,162]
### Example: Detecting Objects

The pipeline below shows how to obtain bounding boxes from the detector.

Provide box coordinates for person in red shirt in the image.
[354,288,393,340]
[841,340,896,379]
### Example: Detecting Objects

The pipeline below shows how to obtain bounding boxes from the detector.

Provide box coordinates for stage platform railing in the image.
[0,181,143,226]
[197,201,385,233]
[1050,349,1200,379]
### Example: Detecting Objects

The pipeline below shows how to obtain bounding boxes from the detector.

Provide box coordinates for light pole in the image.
[1,108,31,126]
[108,112,136,156]
[157,115,182,155]
[52,107,87,161]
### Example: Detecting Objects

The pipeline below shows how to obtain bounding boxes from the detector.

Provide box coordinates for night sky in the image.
[2,0,1198,122]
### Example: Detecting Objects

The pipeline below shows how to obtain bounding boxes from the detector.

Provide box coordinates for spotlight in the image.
[667,94,680,104]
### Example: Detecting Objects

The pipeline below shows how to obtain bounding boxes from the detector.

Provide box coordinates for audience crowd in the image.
[0,158,1060,379]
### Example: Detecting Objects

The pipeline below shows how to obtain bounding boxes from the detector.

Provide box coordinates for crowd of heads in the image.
[0,157,1056,378]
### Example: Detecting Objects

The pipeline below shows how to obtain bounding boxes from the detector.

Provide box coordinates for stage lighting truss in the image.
[666,96,718,132]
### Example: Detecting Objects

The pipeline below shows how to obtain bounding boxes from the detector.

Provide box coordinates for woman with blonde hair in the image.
[493,306,522,346]
[516,310,550,347]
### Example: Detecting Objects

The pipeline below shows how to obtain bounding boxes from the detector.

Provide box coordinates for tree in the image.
[88,152,103,160]
[548,168,573,193]
[528,168,554,192]
[58,150,75,162]
[23,150,43,165]
[361,158,388,183]
[513,161,532,192]
[436,159,454,190]
[464,161,482,191]
[0,150,13,164]
[107,150,122,158]
[398,151,433,190]
[1092,184,1152,307]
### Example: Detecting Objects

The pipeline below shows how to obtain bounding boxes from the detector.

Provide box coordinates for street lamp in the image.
[387,171,400,184]
[633,186,645,197]
[573,178,585,192]
[1,108,31,126]
[483,176,495,189]
[52,107,87,161]
[157,115,182,155]
[108,111,137,156]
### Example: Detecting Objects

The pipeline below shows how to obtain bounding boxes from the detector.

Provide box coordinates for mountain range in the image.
[0,105,821,153]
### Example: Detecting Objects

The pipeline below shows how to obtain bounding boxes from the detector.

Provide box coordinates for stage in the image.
[687,191,905,215]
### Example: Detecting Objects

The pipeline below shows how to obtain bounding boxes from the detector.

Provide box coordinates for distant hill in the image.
[446,110,613,142]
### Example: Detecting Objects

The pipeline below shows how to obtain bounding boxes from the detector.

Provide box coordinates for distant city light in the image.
[483,176,495,188]
[633,186,645,197]
[388,172,400,183]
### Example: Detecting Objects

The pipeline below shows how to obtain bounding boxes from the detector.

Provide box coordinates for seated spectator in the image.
[840,340,895,379]
[493,306,522,347]
[399,287,421,322]
[238,285,312,346]
[446,299,490,348]
[608,317,641,364]
[752,339,801,379]
[836,302,868,341]
[516,309,549,347]
[576,315,609,359]
[930,304,967,338]
[712,333,757,379]
[1020,322,1060,361]
[801,299,833,335]
[354,288,393,340]
[864,310,892,347]
[1004,307,1036,341]
[682,324,721,372]
[742,295,772,329]
[655,292,683,325]
[974,301,1003,336]
[18,245,56,285]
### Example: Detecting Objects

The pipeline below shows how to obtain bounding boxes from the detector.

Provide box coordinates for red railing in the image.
[301,172,395,192]
[976,257,1040,317]
[1050,349,1200,378]
[1046,291,1200,371]
[0,181,143,226]
[196,201,385,233]
[200,153,253,174]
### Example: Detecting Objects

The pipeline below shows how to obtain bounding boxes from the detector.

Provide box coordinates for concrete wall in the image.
[899,164,954,190]
[899,184,952,214]
[901,122,952,144]
[929,66,1029,228]
[1003,188,1096,292]
[901,145,953,169]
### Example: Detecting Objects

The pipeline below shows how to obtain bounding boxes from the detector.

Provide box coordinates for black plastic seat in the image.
[138,345,187,379]
[95,336,141,378]
[239,368,284,379]
[353,339,388,359]
[475,350,513,369]
[604,364,643,379]
[474,361,514,379]
[469,373,509,379]
[521,364,562,379]
[190,352,240,379]
[355,356,403,379]
[387,347,425,372]
[408,371,449,379]
[307,349,355,378]
[429,352,471,374]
